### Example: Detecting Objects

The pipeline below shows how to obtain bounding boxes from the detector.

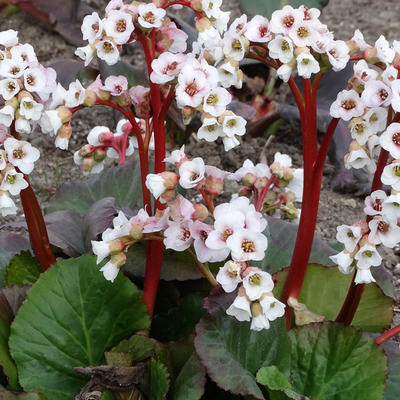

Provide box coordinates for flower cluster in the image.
[0,29,59,215]
[217,263,285,331]
[331,188,400,284]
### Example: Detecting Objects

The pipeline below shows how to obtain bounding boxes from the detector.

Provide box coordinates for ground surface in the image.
[0,0,399,316]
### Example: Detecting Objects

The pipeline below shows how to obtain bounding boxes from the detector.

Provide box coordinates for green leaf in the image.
[147,358,170,400]
[152,292,206,342]
[194,297,289,400]
[105,334,159,366]
[4,252,41,286]
[253,218,336,274]
[380,339,400,400]
[170,353,205,400]
[273,264,393,332]
[256,366,308,400]
[0,287,24,390]
[9,254,150,400]
[0,393,46,399]
[238,0,329,18]
[287,322,386,400]
[124,244,202,281]
[47,161,142,214]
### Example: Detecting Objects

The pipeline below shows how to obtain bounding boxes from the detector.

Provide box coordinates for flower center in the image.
[282,15,294,28]
[227,119,237,128]
[249,273,261,285]
[207,124,216,132]
[191,171,200,181]
[297,26,309,38]
[206,94,218,105]
[364,250,373,257]
[26,74,35,85]
[10,66,20,76]
[6,174,16,184]
[259,26,269,37]
[378,221,389,233]
[379,89,388,101]
[180,228,191,241]
[7,82,16,92]
[373,199,382,211]
[231,39,242,51]
[116,19,126,32]
[24,101,33,109]
[301,58,310,65]
[392,132,400,145]
[103,41,114,53]
[281,40,290,51]
[185,82,198,97]
[222,228,233,240]
[369,113,378,123]
[200,230,208,241]
[393,165,400,176]
[114,85,123,94]
[144,12,155,24]
[13,149,24,159]
[241,239,255,253]
[341,99,356,110]
[167,61,178,72]
[347,231,354,238]
[91,23,99,33]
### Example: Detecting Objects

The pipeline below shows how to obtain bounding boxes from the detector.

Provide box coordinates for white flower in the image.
[218,59,242,89]
[228,15,247,36]
[259,295,285,321]
[0,105,14,127]
[10,43,37,64]
[296,53,320,78]
[268,35,294,63]
[330,251,354,274]
[91,240,111,264]
[87,125,110,146]
[146,173,166,199]
[368,216,400,248]
[245,15,272,42]
[375,35,395,64]
[354,268,376,285]
[203,87,232,117]
[164,220,194,251]
[288,21,316,47]
[0,169,28,195]
[277,64,292,82]
[95,39,120,65]
[75,45,95,67]
[223,34,246,61]
[65,80,85,108]
[138,3,166,29]
[19,97,43,121]
[0,29,18,47]
[345,148,375,173]
[202,0,222,18]
[364,190,386,216]
[326,40,349,71]
[250,312,270,331]
[164,145,186,166]
[336,224,362,253]
[361,80,392,108]
[0,191,17,216]
[179,158,205,189]
[197,117,223,142]
[211,9,230,34]
[381,161,400,190]
[364,107,387,134]
[349,118,373,145]
[226,294,251,322]
[216,261,243,292]
[81,12,103,43]
[270,5,302,34]
[103,211,131,241]
[380,123,400,159]
[353,60,378,83]
[100,260,120,282]
[150,52,186,84]
[242,270,274,301]
[382,193,400,222]
[40,110,62,136]
[351,29,370,51]
[15,117,31,135]
[0,58,26,79]
[221,113,246,137]
[176,66,209,108]
[0,78,20,100]
[103,75,128,96]
[382,66,398,86]
[330,89,364,121]
[226,229,268,262]
[104,9,134,44]
[3,138,40,174]
[23,67,46,93]
[354,244,382,269]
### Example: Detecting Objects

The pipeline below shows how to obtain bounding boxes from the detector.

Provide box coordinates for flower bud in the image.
[110,251,127,267]
[205,176,224,196]
[93,148,107,162]
[17,90,32,102]
[130,224,143,240]
[57,106,73,123]
[160,189,175,203]
[195,16,212,32]
[109,239,125,254]
[97,89,111,101]
[58,124,72,140]
[254,177,268,190]
[116,92,131,107]
[160,171,179,189]
[238,186,252,197]
[84,90,97,107]
[79,144,92,157]
[193,203,209,221]
[82,156,95,172]
[363,47,379,65]
[241,172,256,187]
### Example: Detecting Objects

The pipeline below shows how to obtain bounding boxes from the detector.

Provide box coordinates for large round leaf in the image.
[273,264,393,332]
[9,254,149,400]
[194,290,289,400]
[286,322,387,399]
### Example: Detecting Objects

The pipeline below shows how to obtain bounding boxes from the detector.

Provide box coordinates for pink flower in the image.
[226,228,268,261]
[164,220,194,251]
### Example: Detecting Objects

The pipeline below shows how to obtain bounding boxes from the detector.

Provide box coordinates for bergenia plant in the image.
[0,1,399,399]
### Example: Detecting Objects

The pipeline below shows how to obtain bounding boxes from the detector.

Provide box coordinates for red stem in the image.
[376,324,400,345]
[288,77,305,122]
[20,177,56,271]
[336,110,393,325]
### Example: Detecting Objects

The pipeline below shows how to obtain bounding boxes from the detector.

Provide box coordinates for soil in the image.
[0,1,399,321]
